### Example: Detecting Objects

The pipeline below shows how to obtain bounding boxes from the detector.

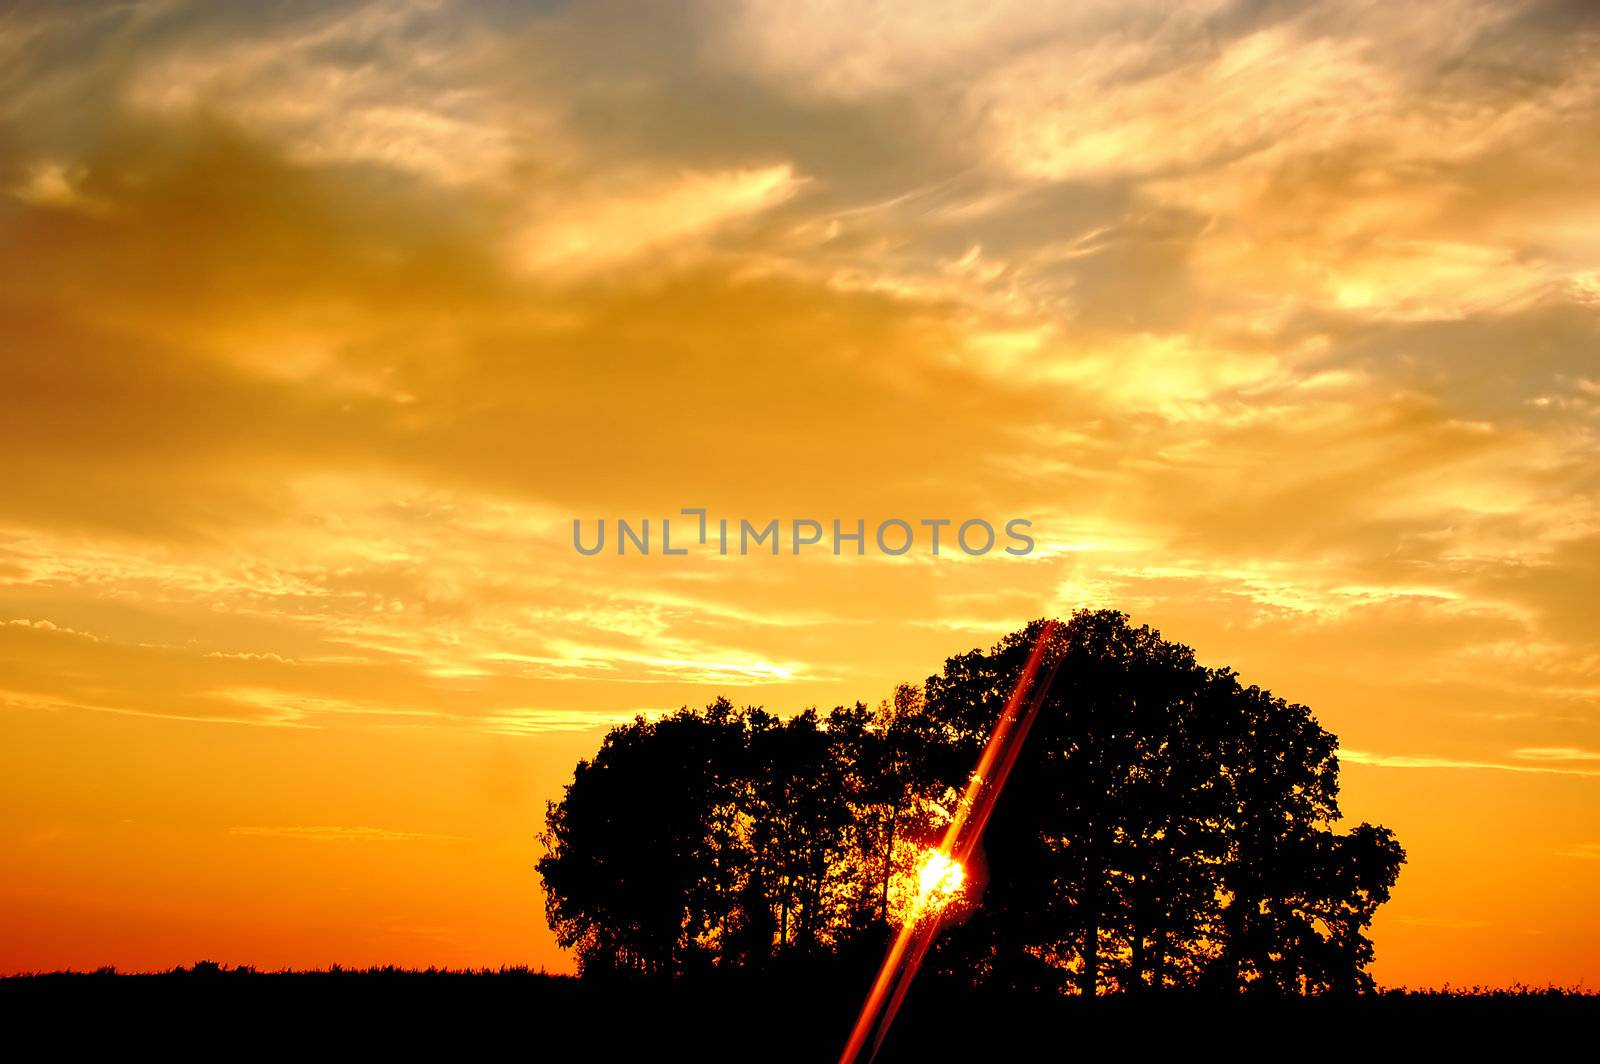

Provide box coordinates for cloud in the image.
[479,708,672,736]
[715,0,1223,102]
[975,25,1382,183]
[1515,747,1600,762]
[1343,749,1600,778]
[8,160,109,214]
[509,164,804,275]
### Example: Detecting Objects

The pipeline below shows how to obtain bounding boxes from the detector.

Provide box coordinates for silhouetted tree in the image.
[537,611,1405,995]
[537,699,747,975]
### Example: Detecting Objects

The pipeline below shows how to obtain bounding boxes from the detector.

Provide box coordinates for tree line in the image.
[537,611,1404,994]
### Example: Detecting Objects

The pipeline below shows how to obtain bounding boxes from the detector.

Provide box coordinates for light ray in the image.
[838,619,1062,1064]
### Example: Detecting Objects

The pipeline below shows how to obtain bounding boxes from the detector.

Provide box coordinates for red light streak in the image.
[837,620,1062,1064]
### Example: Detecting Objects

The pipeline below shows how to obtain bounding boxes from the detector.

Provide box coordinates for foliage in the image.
[537,610,1405,994]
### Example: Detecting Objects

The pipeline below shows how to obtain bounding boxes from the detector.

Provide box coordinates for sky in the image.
[1,0,1597,985]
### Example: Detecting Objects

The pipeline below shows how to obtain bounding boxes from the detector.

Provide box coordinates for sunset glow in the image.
[1,1,1597,988]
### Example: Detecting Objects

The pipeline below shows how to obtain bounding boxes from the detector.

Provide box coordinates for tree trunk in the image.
[1079,847,1104,996]
[1216,895,1245,991]
[780,875,790,950]
[880,804,899,922]
[1130,871,1149,990]
[1080,918,1099,996]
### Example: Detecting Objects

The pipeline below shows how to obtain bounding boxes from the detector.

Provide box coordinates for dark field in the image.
[3,966,1594,1058]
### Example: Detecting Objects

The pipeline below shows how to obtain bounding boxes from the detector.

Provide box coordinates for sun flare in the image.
[900,847,967,927]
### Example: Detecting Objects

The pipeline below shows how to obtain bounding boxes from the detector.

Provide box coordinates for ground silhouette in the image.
[3,966,1595,1057]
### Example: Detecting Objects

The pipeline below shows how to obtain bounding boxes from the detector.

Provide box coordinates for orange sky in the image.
[1,0,1597,985]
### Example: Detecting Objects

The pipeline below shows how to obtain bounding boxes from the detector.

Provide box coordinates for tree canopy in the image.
[537,611,1404,994]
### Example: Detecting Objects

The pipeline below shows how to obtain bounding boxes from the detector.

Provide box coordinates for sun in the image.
[899,846,967,927]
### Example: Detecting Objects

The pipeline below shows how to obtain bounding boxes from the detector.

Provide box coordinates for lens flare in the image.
[837,620,1062,1064]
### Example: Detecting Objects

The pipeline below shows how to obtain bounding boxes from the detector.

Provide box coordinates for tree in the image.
[537,611,1405,994]
[536,700,747,976]
[922,613,1224,994]
[921,613,1404,995]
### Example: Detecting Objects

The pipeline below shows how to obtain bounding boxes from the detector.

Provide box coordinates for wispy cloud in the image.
[1515,747,1600,763]
[1343,750,1600,778]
